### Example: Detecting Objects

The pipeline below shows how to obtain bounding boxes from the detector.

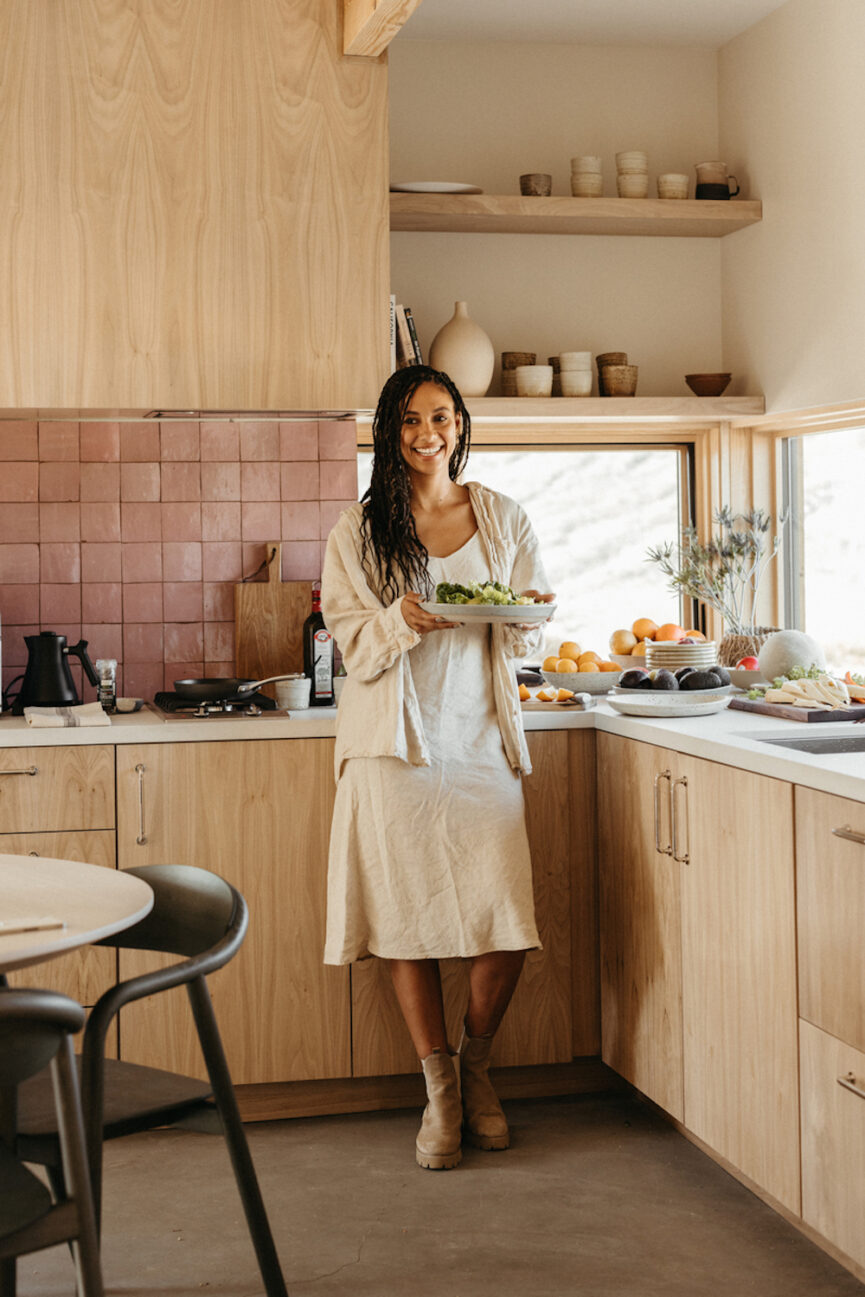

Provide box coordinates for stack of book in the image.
[390,296,423,370]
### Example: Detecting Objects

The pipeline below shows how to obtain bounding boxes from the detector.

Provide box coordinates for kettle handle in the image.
[67,640,100,688]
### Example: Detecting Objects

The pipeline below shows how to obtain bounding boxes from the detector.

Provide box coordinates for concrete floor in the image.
[17,1093,865,1297]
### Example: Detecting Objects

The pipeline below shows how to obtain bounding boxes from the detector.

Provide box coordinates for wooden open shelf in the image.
[465,396,764,422]
[390,193,762,238]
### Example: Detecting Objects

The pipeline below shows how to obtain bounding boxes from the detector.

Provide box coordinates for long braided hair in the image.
[361,364,471,604]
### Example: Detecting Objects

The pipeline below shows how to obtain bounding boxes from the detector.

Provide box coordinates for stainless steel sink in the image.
[746,732,865,755]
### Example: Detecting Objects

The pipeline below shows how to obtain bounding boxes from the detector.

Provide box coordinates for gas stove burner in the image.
[154,691,278,716]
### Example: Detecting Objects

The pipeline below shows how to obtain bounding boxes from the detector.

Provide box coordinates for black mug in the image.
[696,181,739,201]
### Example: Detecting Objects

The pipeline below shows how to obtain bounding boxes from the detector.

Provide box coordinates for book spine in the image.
[389,294,397,373]
[394,304,413,369]
[403,306,423,364]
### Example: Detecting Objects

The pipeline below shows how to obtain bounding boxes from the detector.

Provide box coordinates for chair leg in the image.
[0,1257,16,1297]
[186,978,288,1297]
[51,1043,105,1297]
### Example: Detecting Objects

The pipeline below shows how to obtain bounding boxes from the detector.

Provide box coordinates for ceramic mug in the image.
[520,173,552,196]
[694,161,740,198]
[275,675,311,709]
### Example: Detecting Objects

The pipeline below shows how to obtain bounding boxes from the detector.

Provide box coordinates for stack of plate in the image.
[645,640,717,671]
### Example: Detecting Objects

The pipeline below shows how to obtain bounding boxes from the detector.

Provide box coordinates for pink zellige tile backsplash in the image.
[0,418,357,703]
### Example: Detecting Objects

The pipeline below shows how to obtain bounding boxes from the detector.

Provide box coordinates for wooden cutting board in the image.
[728,696,865,723]
[234,542,311,698]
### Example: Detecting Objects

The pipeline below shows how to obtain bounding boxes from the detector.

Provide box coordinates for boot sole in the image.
[416,1147,462,1170]
[464,1129,510,1151]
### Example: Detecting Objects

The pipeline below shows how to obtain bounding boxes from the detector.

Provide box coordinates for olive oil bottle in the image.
[303,584,334,706]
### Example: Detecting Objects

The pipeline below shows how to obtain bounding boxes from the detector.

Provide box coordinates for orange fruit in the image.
[556,658,578,672]
[559,640,581,660]
[556,688,575,701]
[609,628,637,655]
[577,661,600,672]
[518,683,531,701]
[632,618,658,641]
[578,650,602,665]
[598,660,620,672]
[536,689,556,702]
[655,623,686,642]
[684,628,706,642]
[631,639,649,655]
[542,655,560,672]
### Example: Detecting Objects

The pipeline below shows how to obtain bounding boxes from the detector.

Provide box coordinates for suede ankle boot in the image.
[458,1026,509,1150]
[416,1050,462,1170]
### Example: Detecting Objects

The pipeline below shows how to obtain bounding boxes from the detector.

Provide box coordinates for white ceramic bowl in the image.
[657,173,689,199]
[541,669,621,695]
[560,370,593,397]
[617,173,649,198]
[515,364,554,397]
[616,150,648,173]
[570,174,604,197]
[558,350,593,370]
[571,155,602,173]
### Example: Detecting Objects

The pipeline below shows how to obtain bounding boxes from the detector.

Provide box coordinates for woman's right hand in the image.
[401,592,458,635]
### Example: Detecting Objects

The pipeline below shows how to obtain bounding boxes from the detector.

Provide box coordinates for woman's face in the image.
[399,382,460,478]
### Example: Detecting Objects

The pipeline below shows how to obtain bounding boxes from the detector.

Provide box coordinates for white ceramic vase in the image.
[428,301,494,396]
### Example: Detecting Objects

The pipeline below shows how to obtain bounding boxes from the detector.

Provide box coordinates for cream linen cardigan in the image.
[321,482,550,779]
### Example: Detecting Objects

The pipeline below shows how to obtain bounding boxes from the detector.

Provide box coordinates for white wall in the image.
[389,41,726,396]
[719,0,865,412]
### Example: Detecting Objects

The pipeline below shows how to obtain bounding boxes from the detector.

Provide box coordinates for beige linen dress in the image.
[324,530,541,964]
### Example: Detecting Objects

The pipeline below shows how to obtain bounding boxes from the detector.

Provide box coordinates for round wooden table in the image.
[0,853,153,974]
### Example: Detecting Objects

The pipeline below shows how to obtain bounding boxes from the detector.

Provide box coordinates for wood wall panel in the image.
[0,1,389,410]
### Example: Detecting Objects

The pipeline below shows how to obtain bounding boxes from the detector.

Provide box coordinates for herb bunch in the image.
[646,507,787,635]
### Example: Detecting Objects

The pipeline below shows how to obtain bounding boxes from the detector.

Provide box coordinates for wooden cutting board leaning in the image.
[728,697,865,723]
[234,542,311,699]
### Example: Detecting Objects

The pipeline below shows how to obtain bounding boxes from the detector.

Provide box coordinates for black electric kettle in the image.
[8,632,100,715]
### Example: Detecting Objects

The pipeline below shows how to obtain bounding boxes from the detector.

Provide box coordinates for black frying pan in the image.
[173,674,297,702]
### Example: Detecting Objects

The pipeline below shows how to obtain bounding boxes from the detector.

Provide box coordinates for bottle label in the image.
[312,628,333,699]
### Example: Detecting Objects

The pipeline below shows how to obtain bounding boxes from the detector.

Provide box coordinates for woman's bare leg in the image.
[388,958,450,1059]
[465,949,526,1038]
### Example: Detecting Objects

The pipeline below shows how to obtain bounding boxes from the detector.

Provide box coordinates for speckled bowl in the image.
[541,669,621,695]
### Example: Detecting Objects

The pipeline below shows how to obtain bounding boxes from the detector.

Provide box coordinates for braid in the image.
[361,364,471,605]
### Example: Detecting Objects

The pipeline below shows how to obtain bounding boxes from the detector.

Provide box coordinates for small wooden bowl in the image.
[602,364,638,396]
[685,372,731,397]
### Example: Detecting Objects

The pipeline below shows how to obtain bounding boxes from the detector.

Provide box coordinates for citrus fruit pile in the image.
[542,641,620,675]
[609,619,706,657]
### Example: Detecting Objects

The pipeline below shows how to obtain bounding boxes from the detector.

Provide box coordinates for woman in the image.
[321,364,553,1170]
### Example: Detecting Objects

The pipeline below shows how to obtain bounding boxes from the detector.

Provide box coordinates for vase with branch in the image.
[646,507,788,665]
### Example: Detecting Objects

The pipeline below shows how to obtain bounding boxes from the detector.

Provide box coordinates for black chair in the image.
[16,865,287,1297]
[0,988,103,1297]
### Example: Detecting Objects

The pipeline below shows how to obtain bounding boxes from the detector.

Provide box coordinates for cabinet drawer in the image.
[800,1018,865,1270]
[0,746,114,832]
[796,786,865,1051]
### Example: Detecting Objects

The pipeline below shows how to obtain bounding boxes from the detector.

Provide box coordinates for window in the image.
[358,444,688,658]
[785,426,865,672]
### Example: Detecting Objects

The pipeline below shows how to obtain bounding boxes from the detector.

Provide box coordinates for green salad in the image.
[435,581,537,607]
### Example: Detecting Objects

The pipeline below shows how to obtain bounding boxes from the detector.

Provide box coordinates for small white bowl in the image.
[571,155,602,173]
[616,150,648,173]
[558,351,593,371]
[570,174,604,197]
[617,174,649,198]
[515,364,554,397]
[560,370,593,397]
[541,669,621,695]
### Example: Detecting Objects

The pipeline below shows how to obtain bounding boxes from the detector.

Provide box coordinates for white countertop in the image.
[2,698,864,804]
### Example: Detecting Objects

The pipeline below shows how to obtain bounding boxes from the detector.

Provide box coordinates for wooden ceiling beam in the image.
[343,0,424,57]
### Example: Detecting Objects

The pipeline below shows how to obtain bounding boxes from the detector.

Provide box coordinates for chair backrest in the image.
[0,989,84,1086]
[97,864,246,965]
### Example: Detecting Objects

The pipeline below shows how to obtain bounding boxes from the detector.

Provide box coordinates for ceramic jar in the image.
[429,301,495,396]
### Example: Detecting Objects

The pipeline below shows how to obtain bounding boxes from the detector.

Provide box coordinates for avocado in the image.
[681,669,723,691]
[651,669,679,691]
[620,668,651,690]
[712,665,731,686]
[675,666,696,682]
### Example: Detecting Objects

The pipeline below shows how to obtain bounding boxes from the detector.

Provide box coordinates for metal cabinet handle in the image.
[0,766,38,777]
[653,770,672,855]
[671,775,690,864]
[832,825,865,846]
[838,1072,865,1101]
[135,762,147,845]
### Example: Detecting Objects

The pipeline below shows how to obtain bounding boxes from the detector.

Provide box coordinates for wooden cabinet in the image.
[797,787,865,1266]
[115,740,350,1087]
[351,730,596,1076]
[597,733,684,1119]
[0,2,389,410]
[598,733,799,1211]
[1,745,117,1007]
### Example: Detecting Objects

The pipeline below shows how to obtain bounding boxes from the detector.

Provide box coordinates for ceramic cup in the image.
[515,364,554,397]
[695,161,740,197]
[616,150,648,174]
[617,173,649,198]
[570,154,602,173]
[275,675,311,709]
[601,363,639,396]
[560,370,593,397]
[657,172,689,199]
[520,173,552,196]
[570,173,603,197]
[559,350,593,371]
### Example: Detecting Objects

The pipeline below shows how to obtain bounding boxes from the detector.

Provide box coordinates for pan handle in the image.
[236,674,301,694]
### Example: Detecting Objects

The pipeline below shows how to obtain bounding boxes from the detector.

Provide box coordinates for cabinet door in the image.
[115,740,350,1085]
[3,830,116,1005]
[0,746,114,832]
[681,758,799,1212]
[796,786,865,1053]
[351,730,574,1077]
[597,733,684,1119]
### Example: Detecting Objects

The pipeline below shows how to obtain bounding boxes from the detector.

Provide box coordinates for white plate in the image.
[390,181,483,194]
[607,695,731,718]
[613,684,732,702]
[421,601,555,624]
